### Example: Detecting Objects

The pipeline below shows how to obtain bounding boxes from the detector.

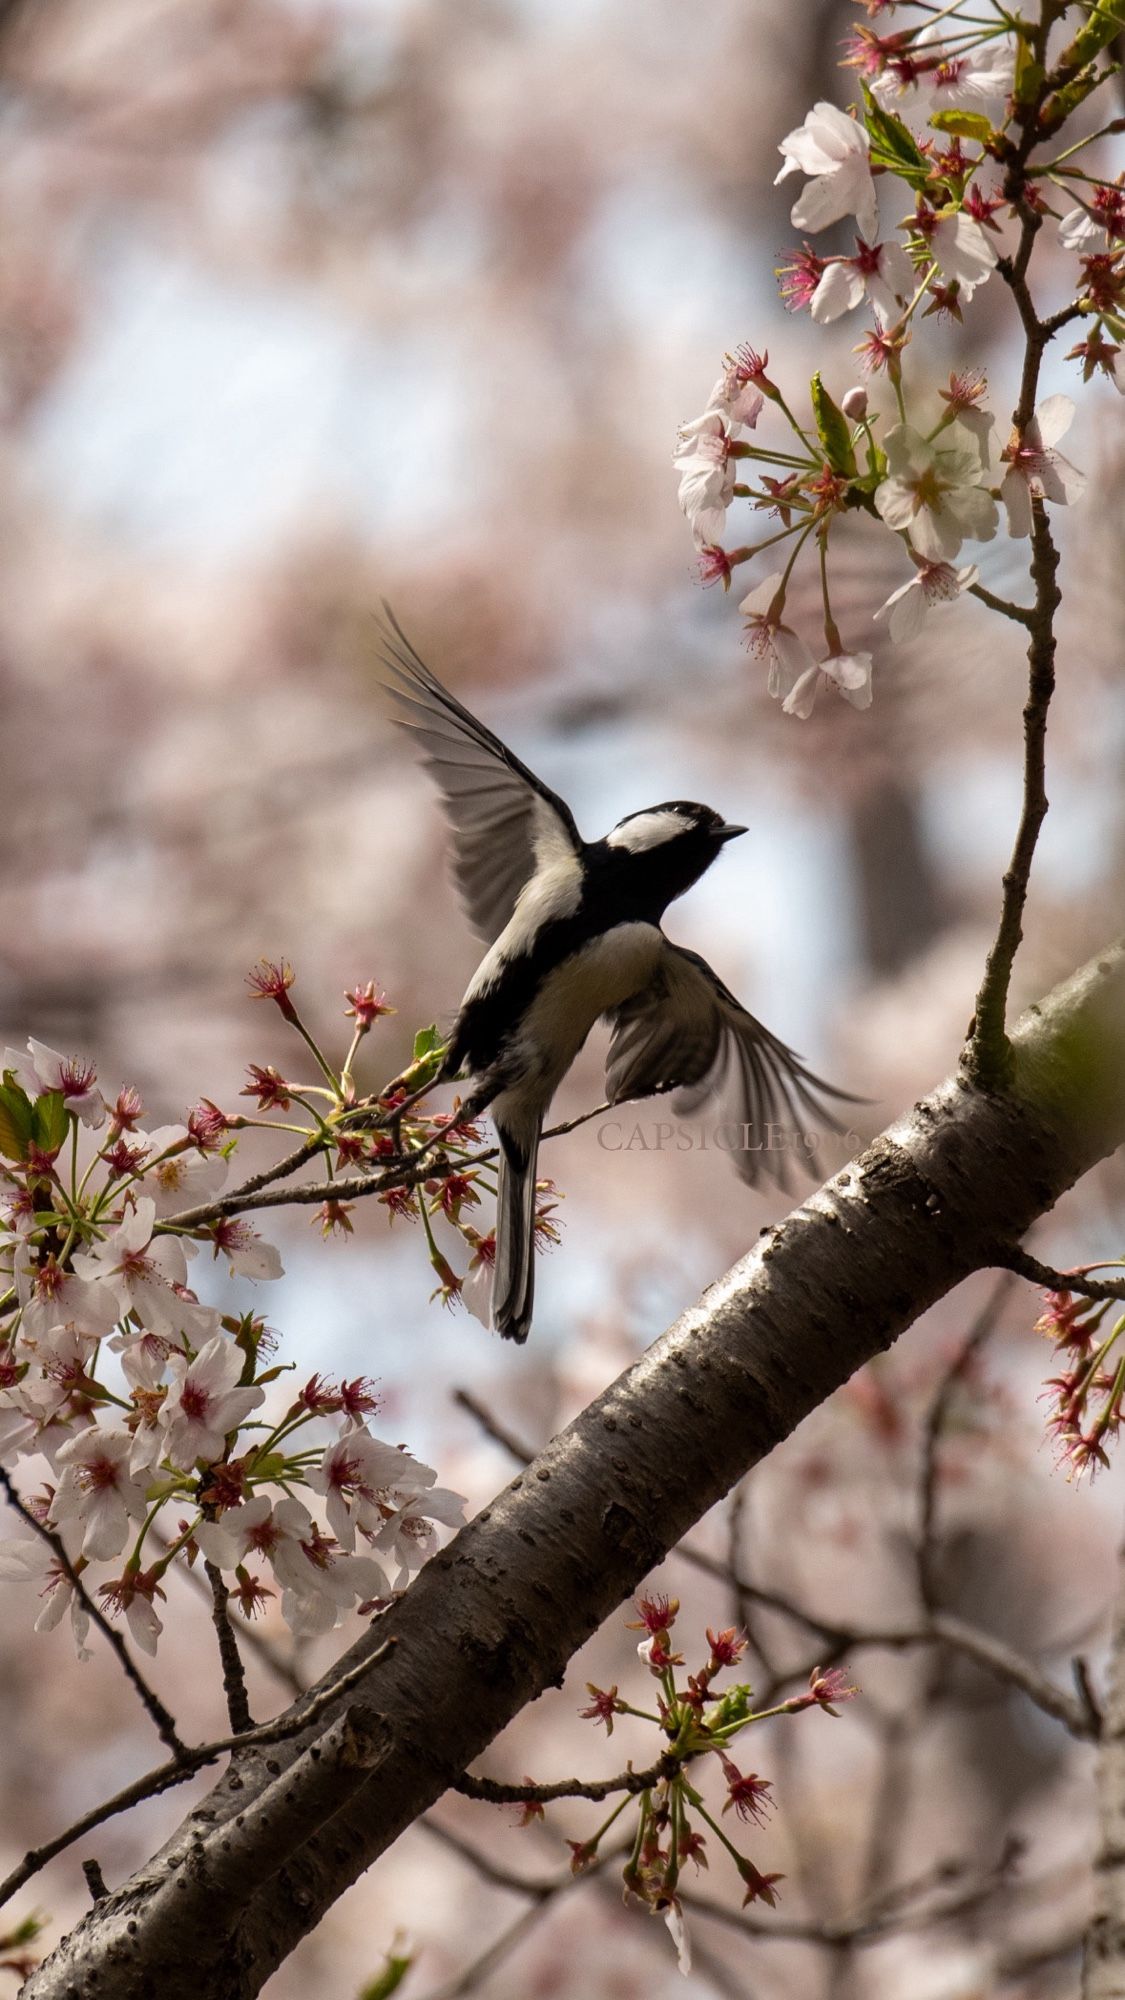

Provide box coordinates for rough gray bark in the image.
[23,939,1125,2000]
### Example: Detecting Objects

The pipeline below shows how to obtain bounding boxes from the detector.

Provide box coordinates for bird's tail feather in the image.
[493,1118,541,1343]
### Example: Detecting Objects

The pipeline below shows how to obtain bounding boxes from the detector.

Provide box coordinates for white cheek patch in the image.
[607,810,687,854]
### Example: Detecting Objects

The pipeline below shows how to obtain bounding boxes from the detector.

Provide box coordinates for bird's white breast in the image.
[517,922,663,1087]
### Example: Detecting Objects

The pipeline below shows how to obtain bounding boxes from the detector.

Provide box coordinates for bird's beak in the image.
[717,823,748,842]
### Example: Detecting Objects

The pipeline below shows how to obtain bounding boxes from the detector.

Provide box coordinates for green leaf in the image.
[412,1024,443,1063]
[32,1091,69,1156]
[0,1082,35,1161]
[928,109,993,144]
[862,88,929,187]
[358,1942,414,2000]
[1059,0,1125,70]
[1012,32,1046,106]
[405,1023,448,1091]
[810,373,857,478]
[1041,61,1113,134]
[705,1682,755,1730]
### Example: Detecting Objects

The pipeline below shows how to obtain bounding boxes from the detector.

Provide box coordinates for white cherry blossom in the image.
[309,1430,428,1551]
[874,424,999,561]
[1059,207,1101,251]
[0,1537,91,1656]
[14,1252,119,1346]
[782,650,873,720]
[925,211,997,300]
[73,1197,218,1344]
[999,395,1087,537]
[160,1334,264,1469]
[873,25,1015,116]
[138,1126,227,1218]
[374,1483,466,1589]
[51,1427,151,1561]
[738,574,818,700]
[809,237,914,325]
[775,101,877,239]
[3,1038,106,1129]
[100,1568,165,1655]
[197,1493,388,1636]
[874,561,979,642]
[209,1219,284,1281]
[673,411,738,548]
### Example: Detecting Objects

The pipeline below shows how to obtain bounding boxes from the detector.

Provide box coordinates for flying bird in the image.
[378,607,851,1343]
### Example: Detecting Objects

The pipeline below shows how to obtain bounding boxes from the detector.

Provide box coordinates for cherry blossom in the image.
[1067,330,1123,395]
[373,1480,466,1588]
[999,395,1088,536]
[874,560,979,642]
[808,237,914,325]
[208,1218,284,1281]
[706,350,766,430]
[775,101,877,239]
[664,1901,692,1976]
[72,1198,218,1343]
[14,1253,119,1346]
[197,1493,387,1636]
[874,424,998,561]
[673,411,739,548]
[99,1567,165,1655]
[782,649,873,720]
[916,208,997,301]
[138,1125,227,1218]
[51,1427,151,1561]
[0,1537,91,1655]
[308,1429,425,1550]
[738,574,818,700]
[2,1039,106,1129]
[873,23,1015,116]
[159,1334,264,1469]
[1059,206,1102,252]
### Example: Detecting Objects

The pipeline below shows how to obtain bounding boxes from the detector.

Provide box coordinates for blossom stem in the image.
[691,1797,753,1872]
[288,1015,345,1100]
[1036,118,1125,172]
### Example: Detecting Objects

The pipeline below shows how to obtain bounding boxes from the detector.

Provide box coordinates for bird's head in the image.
[604,801,747,913]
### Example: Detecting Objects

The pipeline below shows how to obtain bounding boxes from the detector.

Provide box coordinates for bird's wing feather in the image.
[605,942,854,1190]
[376,604,582,944]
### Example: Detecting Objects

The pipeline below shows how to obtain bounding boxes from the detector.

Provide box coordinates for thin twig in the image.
[0,1466,185,1757]
[993,1245,1125,1304]
[683,1840,1015,1947]
[965,56,1068,1088]
[452,1388,537,1464]
[204,1560,254,1734]
[917,1276,1014,1609]
[453,1755,675,1808]
[0,1639,395,1910]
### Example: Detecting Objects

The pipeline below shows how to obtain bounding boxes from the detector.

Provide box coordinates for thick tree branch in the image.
[22,939,1125,2000]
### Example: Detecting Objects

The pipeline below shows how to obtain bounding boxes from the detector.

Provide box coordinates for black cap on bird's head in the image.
[604,800,747,914]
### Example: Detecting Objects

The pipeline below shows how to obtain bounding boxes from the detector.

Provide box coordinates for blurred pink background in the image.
[1,2,1123,1994]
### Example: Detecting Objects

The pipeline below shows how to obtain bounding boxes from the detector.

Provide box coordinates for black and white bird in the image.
[379,608,850,1343]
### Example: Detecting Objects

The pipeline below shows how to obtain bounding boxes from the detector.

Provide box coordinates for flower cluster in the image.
[1036,1272,1125,1481]
[0,976,474,1655]
[672,0,1116,716]
[544,1595,857,1975]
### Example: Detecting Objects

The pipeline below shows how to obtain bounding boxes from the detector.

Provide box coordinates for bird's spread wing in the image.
[605,941,854,1190]
[376,605,582,944]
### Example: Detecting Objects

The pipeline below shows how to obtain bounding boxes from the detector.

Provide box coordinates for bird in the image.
[377,606,852,1343]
